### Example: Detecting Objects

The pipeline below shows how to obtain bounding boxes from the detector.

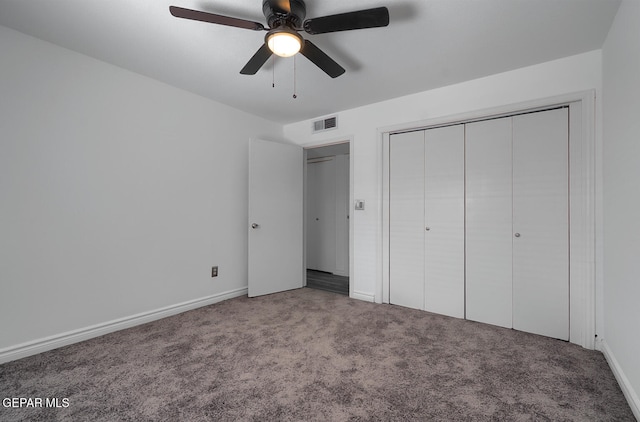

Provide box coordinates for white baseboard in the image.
[0,287,247,365]
[600,339,640,420]
[351,290,375,303]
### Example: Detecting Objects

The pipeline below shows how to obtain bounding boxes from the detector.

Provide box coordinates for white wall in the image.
[602,0,640,417]
[284,50,602,304]
[0,26,282,352]
[334,153,350,277]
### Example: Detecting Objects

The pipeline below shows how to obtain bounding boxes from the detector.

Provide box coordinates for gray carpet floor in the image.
[0,288,634,421]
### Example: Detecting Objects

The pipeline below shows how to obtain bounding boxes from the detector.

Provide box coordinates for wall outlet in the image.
[211,266,218,277]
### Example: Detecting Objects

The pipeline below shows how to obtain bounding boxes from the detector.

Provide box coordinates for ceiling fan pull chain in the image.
[293,54,298,99]
[272,55,275,88]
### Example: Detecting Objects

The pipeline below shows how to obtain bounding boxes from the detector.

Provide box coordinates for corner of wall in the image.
[600,340,640,420]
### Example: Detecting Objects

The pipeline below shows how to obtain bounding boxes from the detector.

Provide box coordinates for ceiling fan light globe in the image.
[267,31,302,57]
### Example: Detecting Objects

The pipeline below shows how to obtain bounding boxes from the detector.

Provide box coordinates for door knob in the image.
[251,223,259,229]
[425,227,431,231]
[514,232,521,237]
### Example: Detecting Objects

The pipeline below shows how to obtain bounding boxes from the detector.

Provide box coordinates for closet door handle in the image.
[425,227,431,231]
[514,232,521,238]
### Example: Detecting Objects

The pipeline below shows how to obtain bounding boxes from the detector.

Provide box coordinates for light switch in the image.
[355,200,365,210]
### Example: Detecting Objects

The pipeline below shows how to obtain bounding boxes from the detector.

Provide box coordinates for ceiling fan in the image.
[169,0,389,78]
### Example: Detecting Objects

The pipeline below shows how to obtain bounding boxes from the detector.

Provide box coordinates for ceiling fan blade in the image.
[303,7,389,35]
[299,40,345,78]
[169,6,265,31]
[266,0,291,14]
[240,44,273,75]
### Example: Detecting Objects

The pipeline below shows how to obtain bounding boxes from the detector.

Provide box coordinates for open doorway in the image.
[304,142,350,295]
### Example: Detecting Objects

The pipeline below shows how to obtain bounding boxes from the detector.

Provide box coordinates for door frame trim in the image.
[380,90,596,349]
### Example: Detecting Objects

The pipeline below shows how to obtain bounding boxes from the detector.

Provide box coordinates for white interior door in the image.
[248,139,303,297]
[389,131,424,310]
[306,158,336,273]
[424,125,465,318]
[512,108,569,340]
[465,117,513,328]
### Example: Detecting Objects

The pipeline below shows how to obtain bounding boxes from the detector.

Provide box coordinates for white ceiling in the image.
[0,0,620,124]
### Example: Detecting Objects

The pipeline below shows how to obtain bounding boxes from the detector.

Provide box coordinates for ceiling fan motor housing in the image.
[262,0,306,29]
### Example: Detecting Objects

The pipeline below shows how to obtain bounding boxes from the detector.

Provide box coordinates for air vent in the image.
[312,116,338,133]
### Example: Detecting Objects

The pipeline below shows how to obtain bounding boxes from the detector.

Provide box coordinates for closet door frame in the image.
[381,90,596,349]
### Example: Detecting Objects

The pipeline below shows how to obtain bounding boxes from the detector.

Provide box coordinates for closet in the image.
[389,107,569,340]
[389,125,465,318]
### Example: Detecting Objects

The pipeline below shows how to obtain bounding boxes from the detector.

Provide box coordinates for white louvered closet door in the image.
[424,125,465,318]
[388,108,570,339]
[465,109,569,339]
[389,127,465,315]
[512,108,569,340]
[389,131,425,310]
[465,117,514,329]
